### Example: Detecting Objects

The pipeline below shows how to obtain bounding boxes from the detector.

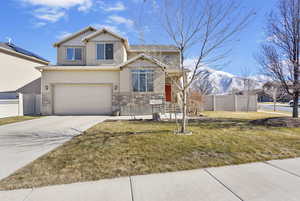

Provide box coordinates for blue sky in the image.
[0,0,276,76]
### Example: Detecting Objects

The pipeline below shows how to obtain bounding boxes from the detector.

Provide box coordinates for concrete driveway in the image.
[0,116,108,180]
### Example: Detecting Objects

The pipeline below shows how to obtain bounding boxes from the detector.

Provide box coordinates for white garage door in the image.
[53,84,112,115]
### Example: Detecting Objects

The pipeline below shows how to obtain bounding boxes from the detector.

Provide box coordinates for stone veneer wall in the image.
[112,92,165,115]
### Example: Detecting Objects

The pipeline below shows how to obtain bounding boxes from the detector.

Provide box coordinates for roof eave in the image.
[35,66,121,71]
[81,28,130,50]
[118,53,168,70]
[0,47,49,65]
[128,49,180,53]
[53,26,97,47]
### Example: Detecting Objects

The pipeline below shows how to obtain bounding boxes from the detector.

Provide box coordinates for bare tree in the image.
[257,0,300,118]
[162,0,254,133]
[263,81,286,111]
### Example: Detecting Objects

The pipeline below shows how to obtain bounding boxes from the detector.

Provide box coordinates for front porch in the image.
[114,74,182,116]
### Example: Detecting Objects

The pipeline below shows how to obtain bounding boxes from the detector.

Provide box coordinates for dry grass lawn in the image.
[1,111,300,190]
[0,116,40,126]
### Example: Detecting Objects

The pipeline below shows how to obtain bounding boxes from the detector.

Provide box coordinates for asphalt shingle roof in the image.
[0,42,49,62]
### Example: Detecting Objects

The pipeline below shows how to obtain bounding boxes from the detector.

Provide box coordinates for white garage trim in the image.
[52,83,113,115]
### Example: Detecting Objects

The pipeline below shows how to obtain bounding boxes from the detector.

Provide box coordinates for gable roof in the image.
[53,26,97,47]
[17,78,41,94]
[117,53,169,70]
[129,45,179,52]
[82,28,129,49]
[0,42,49,65]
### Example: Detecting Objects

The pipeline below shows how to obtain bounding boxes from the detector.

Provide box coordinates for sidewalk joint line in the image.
[204,169,244,201]
[129,176,135,201]
[264,161,300,179]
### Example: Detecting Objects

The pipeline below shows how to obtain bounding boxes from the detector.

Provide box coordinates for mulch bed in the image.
[250,117,300,128]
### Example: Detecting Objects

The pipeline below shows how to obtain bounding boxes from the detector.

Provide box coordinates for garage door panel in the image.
[53,84,112,115]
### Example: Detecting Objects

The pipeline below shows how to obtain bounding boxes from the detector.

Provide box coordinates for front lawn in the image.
[1,112,300,190]
[0,116,40,126]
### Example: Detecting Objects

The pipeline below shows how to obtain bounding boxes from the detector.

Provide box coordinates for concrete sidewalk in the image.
[1,157,300,201]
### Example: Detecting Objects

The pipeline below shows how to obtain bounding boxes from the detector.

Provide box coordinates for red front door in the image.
[165,84,172,102]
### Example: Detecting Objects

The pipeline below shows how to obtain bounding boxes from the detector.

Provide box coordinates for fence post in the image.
[213,95,216,111]
[255,94,258,112]
[234,95,237,112]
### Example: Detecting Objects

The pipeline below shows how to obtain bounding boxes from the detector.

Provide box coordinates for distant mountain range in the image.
[192,67,271,94]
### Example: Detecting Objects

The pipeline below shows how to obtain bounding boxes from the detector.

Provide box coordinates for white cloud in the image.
[78,0,92,11]
[34,7,66,22]
[22,0,93,25]
[56,31,73,39]
[34,22,47,27]
[99,1,126,11]
[23,0,93,10]
[107,15,134,28]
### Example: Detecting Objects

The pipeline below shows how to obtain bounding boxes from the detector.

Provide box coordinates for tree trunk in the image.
[293,92,299,118]
[293,1,299,118]
[181,88,187,133]
[179,47,188,134]
[273,99,276,111]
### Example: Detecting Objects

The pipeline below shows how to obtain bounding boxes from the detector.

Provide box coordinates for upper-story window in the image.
[66,47,82,61]
[97,43,114,60]
[132,70,154,92]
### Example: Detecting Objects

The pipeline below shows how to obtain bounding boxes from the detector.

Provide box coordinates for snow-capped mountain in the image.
[192,67,271,94]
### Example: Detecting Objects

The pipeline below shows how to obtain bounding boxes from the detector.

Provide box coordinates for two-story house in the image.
[36,26,184,115]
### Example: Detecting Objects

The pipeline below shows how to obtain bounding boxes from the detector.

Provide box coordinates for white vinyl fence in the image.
[0,93,40,118]
[203,95,258,112]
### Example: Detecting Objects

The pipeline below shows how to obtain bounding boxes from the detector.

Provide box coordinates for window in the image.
[66,48,82,61]
[97,43,114,60]
[132,70,154,92]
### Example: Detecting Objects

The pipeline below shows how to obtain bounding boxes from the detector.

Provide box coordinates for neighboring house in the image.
[0,42,49,117]
[0,42,49,97]
[37,26,184,115]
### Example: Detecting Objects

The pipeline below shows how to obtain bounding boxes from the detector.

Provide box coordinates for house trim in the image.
[82,28,130,50]
[53,26,97,47]
[117,53,168,70]
[36,66,121,71]
[128,49,180,53]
